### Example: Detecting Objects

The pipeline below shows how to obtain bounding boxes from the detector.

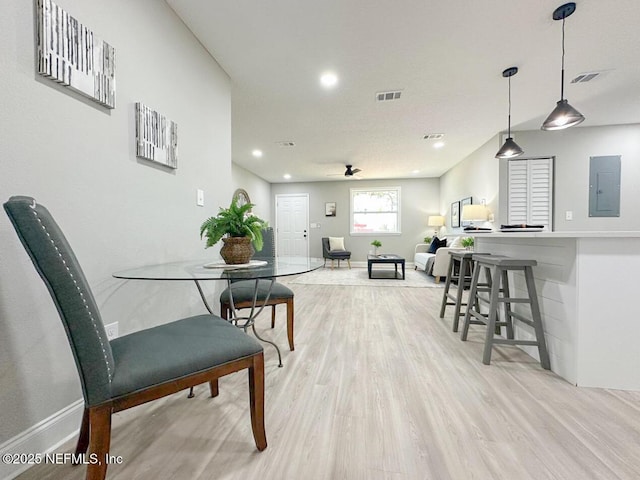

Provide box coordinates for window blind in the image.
[507,158,553,229]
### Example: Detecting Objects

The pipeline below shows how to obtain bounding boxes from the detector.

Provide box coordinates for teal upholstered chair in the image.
[4,196,267,480]
[219,228,295,351]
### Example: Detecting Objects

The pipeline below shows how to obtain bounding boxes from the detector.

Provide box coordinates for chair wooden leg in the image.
[73,407,90,462]
[220,304,228,320]
[248,353,267,451]
[347,259,351,269]
[86,405,112,480]
[331,259,334,270]
[271,305,276,329]
[286,298,295,351]
[209,379,219,397]
[435,276,441,283]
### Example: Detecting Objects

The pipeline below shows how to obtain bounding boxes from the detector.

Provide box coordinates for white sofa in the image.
[414,241,464,283]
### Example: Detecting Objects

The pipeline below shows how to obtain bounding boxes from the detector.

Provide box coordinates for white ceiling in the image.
[166,0,640,183]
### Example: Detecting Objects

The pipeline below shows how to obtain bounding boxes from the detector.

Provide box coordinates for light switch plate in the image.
[196,189,204,206]
[565,210,573,220]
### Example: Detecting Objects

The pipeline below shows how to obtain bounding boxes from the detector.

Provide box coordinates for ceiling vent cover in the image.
[423,133,444,140]
[571,71,601,83]
[276,141,296,147]
[376,90,402,102]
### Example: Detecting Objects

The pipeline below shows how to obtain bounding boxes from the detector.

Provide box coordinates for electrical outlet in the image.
[565,210,573,220]
[105,322,119,340]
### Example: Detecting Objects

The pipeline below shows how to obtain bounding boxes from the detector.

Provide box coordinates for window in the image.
[350,187,401,235]
[507,158,554,230]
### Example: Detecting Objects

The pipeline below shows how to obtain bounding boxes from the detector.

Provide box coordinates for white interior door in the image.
[275,194,309,257]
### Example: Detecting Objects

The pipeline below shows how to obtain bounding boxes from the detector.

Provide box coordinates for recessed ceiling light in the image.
[252,149,263,158]
[283,174,291,180]
[412,170,420,174]
[320,72,338,88]
[433,141,445,149]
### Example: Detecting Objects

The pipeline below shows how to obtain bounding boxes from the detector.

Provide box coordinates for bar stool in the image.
[460,255,551,369]
[439,252,493,332]
[439,251,481,332]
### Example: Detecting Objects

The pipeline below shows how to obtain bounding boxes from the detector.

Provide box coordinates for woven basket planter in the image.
[220,236,253,264]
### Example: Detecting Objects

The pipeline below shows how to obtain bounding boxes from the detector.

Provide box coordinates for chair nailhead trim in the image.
[30,208,113,381]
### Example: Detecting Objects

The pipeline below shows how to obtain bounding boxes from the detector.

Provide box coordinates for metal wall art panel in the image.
[135,103,178,169]
[36,0,116,108]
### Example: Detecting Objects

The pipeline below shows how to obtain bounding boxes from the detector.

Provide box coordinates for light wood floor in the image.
[18,281,640,480]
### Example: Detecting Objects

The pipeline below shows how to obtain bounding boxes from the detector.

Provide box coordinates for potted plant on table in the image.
[371,239,382,256]
[200,199,268,264]
[461,237,474,251]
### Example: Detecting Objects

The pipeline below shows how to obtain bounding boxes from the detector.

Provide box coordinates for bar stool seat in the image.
[439,251,490,332]
[460,255,551,369]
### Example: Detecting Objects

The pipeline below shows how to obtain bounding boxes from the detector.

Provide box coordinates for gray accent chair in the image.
[219,228,295,351]
[4,196,267,480]
[322,237,352,269]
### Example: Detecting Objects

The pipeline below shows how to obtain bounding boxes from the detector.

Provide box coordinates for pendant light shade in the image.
[541,2,585,131]
[496,137,524,159]
[496,66,524,159]
[541,99,585,130]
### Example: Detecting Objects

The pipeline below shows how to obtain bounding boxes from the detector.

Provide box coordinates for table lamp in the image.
[461,205,489,231]
[427,215,445,236]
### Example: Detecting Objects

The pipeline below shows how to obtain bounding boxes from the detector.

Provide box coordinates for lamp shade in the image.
[428,215,445,227]
[495,137,524,159]
[461,205,488,222]
[541,99,585,131]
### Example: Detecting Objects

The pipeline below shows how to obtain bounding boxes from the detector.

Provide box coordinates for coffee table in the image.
[367,254,405,280]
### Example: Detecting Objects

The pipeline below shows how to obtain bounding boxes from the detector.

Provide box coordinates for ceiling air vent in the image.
[276,141,296,147]
[571,71,602,83]
[423,133,444,140]
[376,90,402,102]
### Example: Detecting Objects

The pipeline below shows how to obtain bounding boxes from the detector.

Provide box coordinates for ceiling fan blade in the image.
[352,168,362,174]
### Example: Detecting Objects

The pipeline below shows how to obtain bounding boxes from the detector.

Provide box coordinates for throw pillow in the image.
[329,236,346,251]
[428,236,441,254]
[428,236,448,253]
[449,236,463,248]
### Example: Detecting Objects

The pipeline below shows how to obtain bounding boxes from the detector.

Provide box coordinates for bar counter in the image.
[470,231,640,390]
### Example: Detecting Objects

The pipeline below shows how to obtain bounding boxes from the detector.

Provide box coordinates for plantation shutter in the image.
[507,158,553,230]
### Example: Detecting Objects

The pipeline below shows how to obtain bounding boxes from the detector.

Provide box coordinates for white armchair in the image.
[414,242,464,283]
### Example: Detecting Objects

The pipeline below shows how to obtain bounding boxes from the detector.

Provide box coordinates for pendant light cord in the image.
[507,75,512,137]
[560,17,566,100]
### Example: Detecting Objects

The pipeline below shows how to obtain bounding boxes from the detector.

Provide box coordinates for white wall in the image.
[499,124,640,231]
[271,178,440,260]
[0,0,231,454]
[439,135,501,234]
[232,164,272,222]
[440,124,640,233]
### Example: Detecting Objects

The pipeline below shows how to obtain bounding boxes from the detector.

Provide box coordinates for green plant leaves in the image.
[200,199,268,250]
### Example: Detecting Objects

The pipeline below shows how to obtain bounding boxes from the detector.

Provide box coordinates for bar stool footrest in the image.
[491,339,540,347]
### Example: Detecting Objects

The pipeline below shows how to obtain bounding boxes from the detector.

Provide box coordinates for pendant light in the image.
[541,2,585,131]
[495,67,524,159]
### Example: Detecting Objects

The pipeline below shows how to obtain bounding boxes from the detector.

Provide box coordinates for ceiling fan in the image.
[327,164,362,178]
[344,165,361,176]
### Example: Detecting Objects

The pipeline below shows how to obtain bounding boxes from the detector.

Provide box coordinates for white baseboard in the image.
[0,399,83,480]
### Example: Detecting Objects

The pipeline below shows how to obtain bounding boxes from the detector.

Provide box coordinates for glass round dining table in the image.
[113,256,323,370]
